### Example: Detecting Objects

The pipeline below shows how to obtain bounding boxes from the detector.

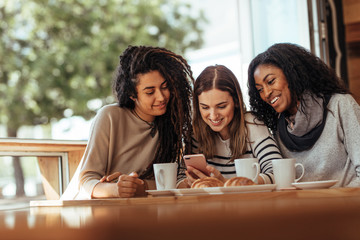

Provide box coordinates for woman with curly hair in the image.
[181,65,282,187]
[62,46,194,199]
[248,43,360,187]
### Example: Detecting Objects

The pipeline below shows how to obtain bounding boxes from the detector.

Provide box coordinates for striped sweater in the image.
[190,112,282,184]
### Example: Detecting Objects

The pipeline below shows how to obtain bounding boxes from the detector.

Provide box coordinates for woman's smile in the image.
[209,118,223,126]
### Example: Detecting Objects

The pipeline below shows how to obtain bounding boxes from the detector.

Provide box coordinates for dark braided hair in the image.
[112,46,194,179]
[248,43,349,131]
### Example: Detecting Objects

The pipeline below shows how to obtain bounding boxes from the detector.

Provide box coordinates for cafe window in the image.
[0,0,315,141]
[0,156,45,202]
[186,0,311,107]
[47,0,312,140]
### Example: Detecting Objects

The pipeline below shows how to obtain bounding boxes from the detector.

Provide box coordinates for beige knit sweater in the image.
[61,104,159,200]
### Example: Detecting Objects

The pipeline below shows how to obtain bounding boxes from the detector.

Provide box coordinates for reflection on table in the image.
[1,187,360,240]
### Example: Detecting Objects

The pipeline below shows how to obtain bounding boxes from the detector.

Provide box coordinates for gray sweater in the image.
[275,94,360,187]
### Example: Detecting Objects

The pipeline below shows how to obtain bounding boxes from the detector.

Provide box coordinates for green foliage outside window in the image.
[0,0,206,196]
[0,0,206,136]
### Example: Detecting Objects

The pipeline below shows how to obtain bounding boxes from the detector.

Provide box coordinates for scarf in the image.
[277,94,331,152]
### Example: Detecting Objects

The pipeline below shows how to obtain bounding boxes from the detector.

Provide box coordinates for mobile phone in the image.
[183,154,210,177]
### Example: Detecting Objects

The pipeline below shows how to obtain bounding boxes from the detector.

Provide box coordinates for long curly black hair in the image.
[248,43,349,131]
[112,46,194,179]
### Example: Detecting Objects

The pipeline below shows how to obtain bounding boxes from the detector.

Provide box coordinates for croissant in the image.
[224,177,255,187]
[191,177,224,188]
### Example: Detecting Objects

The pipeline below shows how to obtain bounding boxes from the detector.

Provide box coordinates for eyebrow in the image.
[262,73,274,81]
[142,86,154,91]
[199,101,228,106]
[142,80,167,91]
[255,73,274,85]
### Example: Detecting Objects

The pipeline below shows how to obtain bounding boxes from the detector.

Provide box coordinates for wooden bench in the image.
[0,138,87,200]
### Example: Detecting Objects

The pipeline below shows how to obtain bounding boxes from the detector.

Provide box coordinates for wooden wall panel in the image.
[343,0,360,104]
[343,0,360,24]
[346,46,360,103]
[345,23,360,43]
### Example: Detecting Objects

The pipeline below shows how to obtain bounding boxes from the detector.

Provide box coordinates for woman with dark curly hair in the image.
[62,46,194,199]
[181,65,282,187]
[248,43,360,187]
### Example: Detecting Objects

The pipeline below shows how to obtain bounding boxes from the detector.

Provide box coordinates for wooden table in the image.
[1,187,360,240]
[0,138,87,200]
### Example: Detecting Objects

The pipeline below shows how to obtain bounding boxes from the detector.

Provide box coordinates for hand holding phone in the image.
[184,154,210,178]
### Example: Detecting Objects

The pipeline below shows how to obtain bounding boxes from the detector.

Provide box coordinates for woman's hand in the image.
[115,172,145,198]
[93,172,144,198]
[100,172,122,183]
[99,172,145,198]
[205,166,226,183]
[185,165,226,187]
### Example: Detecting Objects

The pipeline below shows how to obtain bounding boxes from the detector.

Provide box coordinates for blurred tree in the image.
[0,0,206,196]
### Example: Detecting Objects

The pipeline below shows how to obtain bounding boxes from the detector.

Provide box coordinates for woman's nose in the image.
[155,90,165,101]
[262,85,272,98]
[210,109,218,119]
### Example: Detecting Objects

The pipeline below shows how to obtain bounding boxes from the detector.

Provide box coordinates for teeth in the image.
[271,97,279,104]
[210,119,221,124]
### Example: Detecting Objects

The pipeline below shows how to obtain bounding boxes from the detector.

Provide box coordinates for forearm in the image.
[91,182,119,198]
[259,173,274,184]
[177,179,190,188]
[257,175,265,184]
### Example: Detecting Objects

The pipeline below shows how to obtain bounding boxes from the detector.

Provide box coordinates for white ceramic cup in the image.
[272,158,305,190]
[234,158,260,184]
[153,163,177,190]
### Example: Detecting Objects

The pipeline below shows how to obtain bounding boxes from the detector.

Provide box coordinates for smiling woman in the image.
[61,46,194,200]
[254,64,296,115]
[198,88,235,140]
[180,65,282,188]
[248,43,360,187]
[130,71,170,123]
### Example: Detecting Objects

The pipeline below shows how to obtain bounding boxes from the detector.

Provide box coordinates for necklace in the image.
[132,109,156,138]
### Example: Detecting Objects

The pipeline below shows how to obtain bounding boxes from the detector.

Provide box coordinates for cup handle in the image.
[252,163,260,182]
[156,169,165,189]
[294,163,305,182]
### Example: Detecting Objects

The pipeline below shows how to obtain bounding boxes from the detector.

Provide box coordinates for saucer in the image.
[278,187,297,191]
[146,189,175,197]
[292,180,338,190]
